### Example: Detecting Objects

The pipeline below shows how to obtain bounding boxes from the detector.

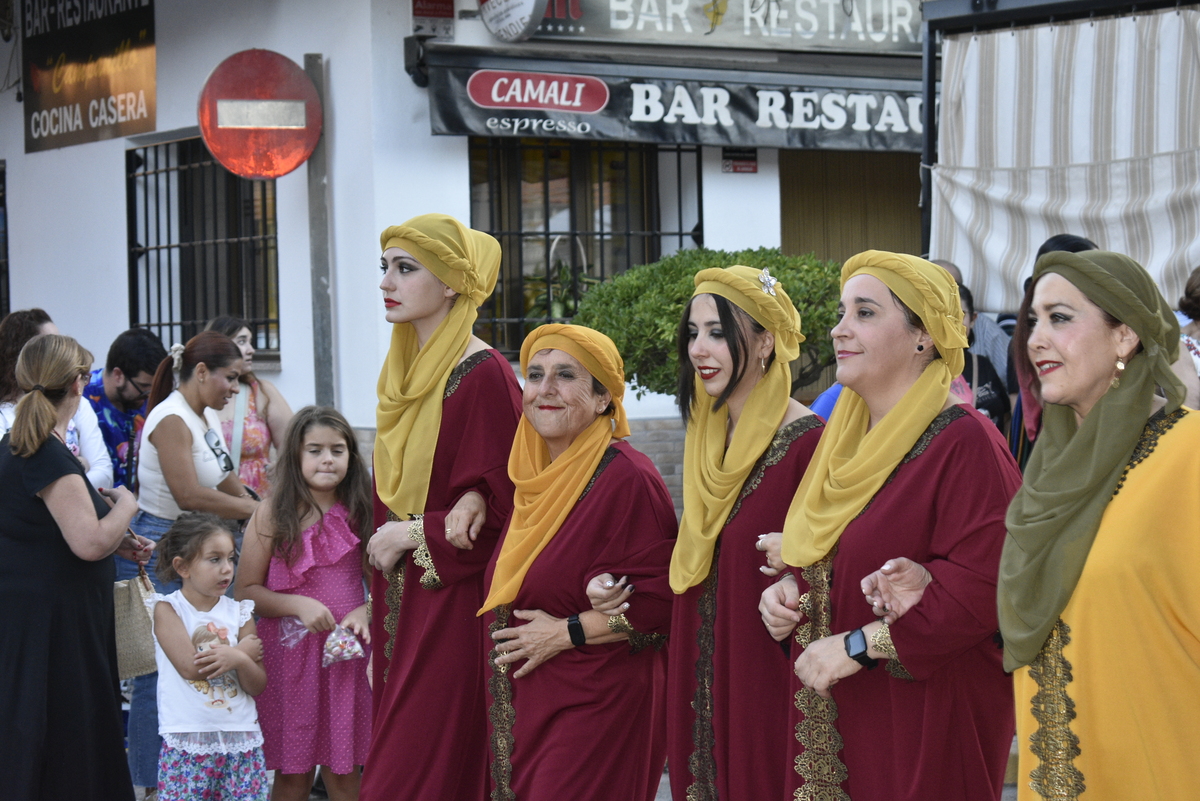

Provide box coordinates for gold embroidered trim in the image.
[381,510,413,682]
[855,405,967,521]
[444,349,492,399]
[578,446,619,503]
[870,622,913,681]
[607,612,667,654]
[685,543,720,801]
[407,518,443,591]
[724,414,823,527]
[487,605,516,801]
[793,546,849,800]
[1027,619,1084,800]
[1113,408,1186,496]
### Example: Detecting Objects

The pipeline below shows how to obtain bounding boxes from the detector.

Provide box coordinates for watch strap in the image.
[567,614,586,647]
[844,628,878,670]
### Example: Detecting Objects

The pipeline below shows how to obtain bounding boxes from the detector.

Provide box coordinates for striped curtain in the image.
[931,6,1200,312]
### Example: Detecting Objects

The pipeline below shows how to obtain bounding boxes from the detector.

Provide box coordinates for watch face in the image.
[846,629,867,656]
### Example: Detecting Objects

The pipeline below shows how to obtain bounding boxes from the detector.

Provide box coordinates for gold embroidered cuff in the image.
[871,622,914,681]
[365,596,372,624]
[407,518,443,591]
[607,612,666,654]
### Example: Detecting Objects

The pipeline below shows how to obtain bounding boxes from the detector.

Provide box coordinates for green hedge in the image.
[573,247,841,398]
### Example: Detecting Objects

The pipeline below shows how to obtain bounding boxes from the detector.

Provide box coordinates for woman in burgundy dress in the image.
[643,265,822,800]
[481,324,677,801]
[361,214,522,801]
[762,251,1020,801]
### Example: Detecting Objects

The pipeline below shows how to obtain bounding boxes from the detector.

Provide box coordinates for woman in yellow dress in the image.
[1000,249,1197,799]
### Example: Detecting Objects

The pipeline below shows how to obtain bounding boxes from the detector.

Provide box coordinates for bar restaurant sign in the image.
[22,0,156,153]
[529,0,921,54]
[430,67,925,151]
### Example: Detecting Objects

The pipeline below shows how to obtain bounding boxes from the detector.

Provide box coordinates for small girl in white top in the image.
[148,512,269,801]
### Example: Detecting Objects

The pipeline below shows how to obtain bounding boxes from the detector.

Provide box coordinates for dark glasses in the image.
[204,429,235,474]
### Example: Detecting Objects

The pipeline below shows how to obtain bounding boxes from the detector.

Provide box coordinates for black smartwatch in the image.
[567,614,587,647]
[843,628,878,670]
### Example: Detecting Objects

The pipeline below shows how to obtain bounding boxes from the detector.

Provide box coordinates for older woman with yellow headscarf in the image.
[480,324,677,801]
[1002,251,1197,800]
[360,214,522,801]
[760,251,1021,801]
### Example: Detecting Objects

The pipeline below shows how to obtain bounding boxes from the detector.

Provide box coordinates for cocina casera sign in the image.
[197,49,323,181]
[466,70,609,113]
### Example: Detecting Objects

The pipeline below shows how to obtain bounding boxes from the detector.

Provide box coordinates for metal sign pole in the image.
[305,53,336,408]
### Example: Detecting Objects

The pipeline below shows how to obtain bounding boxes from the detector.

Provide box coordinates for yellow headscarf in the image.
[670,266,805,592]
[479,324,630,613]
[374,214,501,518]
[782,251,967,567]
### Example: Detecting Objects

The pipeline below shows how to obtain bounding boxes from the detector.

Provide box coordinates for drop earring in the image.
[1111,358,1126,389]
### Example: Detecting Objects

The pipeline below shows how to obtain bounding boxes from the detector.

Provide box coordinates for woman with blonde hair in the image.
[361,214,522,801]
[0,333,151,800]
[761,251,1020,800]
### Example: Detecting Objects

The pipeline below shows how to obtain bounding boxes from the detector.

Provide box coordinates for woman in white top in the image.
[123,330,260,796]
[0,309,112,488]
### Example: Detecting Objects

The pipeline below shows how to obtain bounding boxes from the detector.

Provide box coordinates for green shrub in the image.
[573,247,841,398]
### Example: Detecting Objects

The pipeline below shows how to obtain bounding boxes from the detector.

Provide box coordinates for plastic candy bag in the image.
[322,624,365,667]
[279,616,308,649]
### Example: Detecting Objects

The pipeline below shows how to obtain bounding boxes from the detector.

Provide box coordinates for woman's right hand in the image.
[586,573,633,616]
[294,596,336,633]
[757,531,785,576]
[98,485,136,510]
[366,520,417,573]
[860,557,932,625]
[760,573,804,642]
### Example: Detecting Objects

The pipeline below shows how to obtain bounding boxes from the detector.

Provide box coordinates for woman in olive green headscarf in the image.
[360,214,523,801]
[762,250,1022,800]
[1002,251,1196,800]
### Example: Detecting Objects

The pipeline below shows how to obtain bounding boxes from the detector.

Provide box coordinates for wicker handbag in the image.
[113,564,157,680]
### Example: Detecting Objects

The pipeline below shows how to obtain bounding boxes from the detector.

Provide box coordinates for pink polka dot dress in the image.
[256,503,372,774]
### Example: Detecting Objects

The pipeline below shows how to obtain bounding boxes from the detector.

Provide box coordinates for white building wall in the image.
[700,145,781,251]
[0,2,783,430]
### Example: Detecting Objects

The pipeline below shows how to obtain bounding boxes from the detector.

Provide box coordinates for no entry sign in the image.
[198,49,322,181]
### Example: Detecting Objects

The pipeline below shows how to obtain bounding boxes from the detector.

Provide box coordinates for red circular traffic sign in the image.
[198,49,322,181]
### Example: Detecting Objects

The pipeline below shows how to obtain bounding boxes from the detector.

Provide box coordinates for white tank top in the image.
[137,390,231,519]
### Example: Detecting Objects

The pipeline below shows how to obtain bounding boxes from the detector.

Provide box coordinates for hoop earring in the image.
[1111,358,1126,389]
[761,357,767,374]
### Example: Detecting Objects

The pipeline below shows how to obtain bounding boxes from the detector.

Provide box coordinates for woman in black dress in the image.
[0,333,152,800]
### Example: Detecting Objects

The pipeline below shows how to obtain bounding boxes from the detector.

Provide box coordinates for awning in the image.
[424,43,927,151]
[930,5,1200,311]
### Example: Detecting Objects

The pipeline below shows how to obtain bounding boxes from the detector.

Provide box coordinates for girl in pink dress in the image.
[235,406,373,801]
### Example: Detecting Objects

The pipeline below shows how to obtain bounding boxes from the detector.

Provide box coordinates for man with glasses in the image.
[85,328,167,489]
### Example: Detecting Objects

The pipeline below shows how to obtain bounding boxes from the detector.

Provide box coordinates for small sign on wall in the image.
[414,0,455,38]
[722,147,757,173]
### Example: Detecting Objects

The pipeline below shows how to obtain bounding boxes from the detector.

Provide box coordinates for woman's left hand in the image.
[445,491,487,550]
[492,608,572,679]
[585,573,633,616]
[115,532,154,565]
[756,531,785,576]
[794,633,862,699]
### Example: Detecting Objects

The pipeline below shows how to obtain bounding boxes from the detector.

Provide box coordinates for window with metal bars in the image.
[126,137,280,361]
[469,137,702,356]
[0,161,8,316]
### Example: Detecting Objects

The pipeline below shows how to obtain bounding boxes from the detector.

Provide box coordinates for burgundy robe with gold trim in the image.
[362,350,521,801]
[787,406,1019,801]
[484,441,677,801]
[667,416,822,801]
